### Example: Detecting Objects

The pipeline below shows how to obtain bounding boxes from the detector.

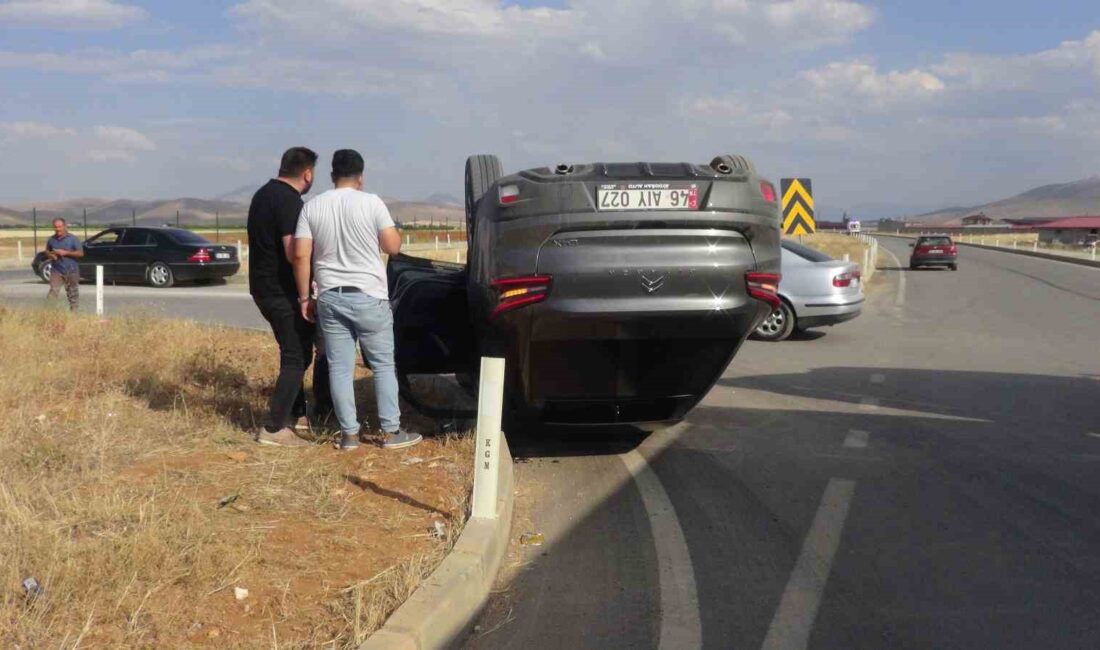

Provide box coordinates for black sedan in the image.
[31,227,240,288]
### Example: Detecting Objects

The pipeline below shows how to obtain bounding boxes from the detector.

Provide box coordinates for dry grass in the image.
[0,306,472,648]
[790,233,871,264]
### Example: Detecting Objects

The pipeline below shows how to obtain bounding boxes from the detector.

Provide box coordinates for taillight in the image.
[759,181,777,203]
[746,272,781,309]
[499,184,520,205]
[188,248,211,263]
[490,275,551,319]
[833,271,860,287]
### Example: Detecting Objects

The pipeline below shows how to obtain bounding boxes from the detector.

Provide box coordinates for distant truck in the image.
[847,220,862,235]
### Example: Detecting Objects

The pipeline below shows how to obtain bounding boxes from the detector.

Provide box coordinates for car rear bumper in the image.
[911,255,956,266]
[790,292,864,327]
[171,261,240,281]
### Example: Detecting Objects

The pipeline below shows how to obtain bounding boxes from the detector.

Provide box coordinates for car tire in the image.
[465,155,503,237]
[754,301,795,342]
[147,261,174,288]
[710,154,756,175]
[39,261,53,284]
[950,263,958,271]
[909,262,917,270]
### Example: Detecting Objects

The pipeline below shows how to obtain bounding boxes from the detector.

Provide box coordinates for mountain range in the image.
[909,176,1100,224]
[0,191,465,228]
[3,176,1097,228]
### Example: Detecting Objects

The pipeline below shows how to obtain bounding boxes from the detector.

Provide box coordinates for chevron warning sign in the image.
[781,178,815,236]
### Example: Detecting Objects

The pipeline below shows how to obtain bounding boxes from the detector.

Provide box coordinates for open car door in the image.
[387,253,477,419]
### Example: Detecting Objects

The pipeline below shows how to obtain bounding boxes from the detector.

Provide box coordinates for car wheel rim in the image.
[151,265,167,285]
[758,307,785,335]
[42,263,52,281]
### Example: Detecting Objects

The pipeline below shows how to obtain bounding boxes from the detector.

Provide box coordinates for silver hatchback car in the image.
[754,240,864,341]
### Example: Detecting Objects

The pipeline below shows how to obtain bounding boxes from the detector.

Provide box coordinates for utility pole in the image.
[216,211,220,242]
[131,208,136,227]
[176,210,180,228]
[33,207,38,250]
[83,207,88,240]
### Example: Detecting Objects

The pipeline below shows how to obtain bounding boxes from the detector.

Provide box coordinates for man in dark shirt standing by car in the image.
[45,218,83,311]
[248,147,331,446]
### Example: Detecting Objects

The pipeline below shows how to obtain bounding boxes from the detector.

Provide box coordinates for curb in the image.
[360,436,514,650]
[873,233,1100,269]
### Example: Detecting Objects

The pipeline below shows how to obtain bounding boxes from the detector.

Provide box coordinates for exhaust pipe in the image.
[554,163,574,175]
[709,156,735,175]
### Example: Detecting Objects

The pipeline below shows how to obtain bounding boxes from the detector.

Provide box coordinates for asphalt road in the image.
[3,242,1098,649]
[0,269,266,330]
[465,238,1100,649]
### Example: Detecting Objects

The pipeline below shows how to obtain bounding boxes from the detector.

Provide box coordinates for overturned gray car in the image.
[388,154,782,426]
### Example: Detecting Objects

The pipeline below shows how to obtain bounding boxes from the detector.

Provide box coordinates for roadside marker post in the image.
[435,236,440,250]
[17,241,22,261]
[780,178,815,236]
[95,265,104,316]
[447,233,451,247]
[472,357,506,520]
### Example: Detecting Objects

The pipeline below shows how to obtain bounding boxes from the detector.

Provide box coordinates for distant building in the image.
[961,213,994,226]
[1035,216,1100,245]
[1001,217,1062,228]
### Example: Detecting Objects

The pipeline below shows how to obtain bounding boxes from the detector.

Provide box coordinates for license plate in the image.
[597,183,699,211]
[929,249,943,254]
[215,252,230,260]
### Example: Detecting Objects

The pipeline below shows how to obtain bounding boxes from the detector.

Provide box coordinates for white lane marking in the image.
[870,373,886,385]
[622,431,701,650]
[761,479,856,650]
[859,397,880,411]
[1088,433,1100,439]
[877,241,907,307]
[843,430,869,449]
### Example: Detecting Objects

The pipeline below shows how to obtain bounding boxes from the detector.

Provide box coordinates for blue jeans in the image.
[317,290,401,436]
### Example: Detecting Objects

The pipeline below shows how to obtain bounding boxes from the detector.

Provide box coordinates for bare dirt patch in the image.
[0,306,472,648]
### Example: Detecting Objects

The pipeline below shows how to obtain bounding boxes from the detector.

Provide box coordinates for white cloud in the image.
[0,45,237,81]
[231,0,574,39]
[0,0,146,30]
[933,30,1100,89]
[0,121,77,139]
[802,61,945,107]
[86,125,155,162]
[762,0,875,46]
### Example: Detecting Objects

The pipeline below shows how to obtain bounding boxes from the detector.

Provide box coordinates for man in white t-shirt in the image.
[292,149,421,451]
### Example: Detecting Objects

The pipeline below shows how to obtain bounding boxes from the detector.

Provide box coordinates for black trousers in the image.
[253,294,333,429]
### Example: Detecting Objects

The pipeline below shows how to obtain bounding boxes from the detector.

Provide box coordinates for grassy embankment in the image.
[789,233,880,281]
[0,307,472,648]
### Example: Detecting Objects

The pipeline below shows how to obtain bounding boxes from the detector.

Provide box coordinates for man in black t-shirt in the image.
[248,147,331,446]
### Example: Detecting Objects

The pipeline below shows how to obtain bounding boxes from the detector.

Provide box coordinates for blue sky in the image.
[1,0,1098,218]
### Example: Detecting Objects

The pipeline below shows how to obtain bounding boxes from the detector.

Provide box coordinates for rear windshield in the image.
[782,240,833,262]
[918,236,953,246]
[167,230,213,245]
